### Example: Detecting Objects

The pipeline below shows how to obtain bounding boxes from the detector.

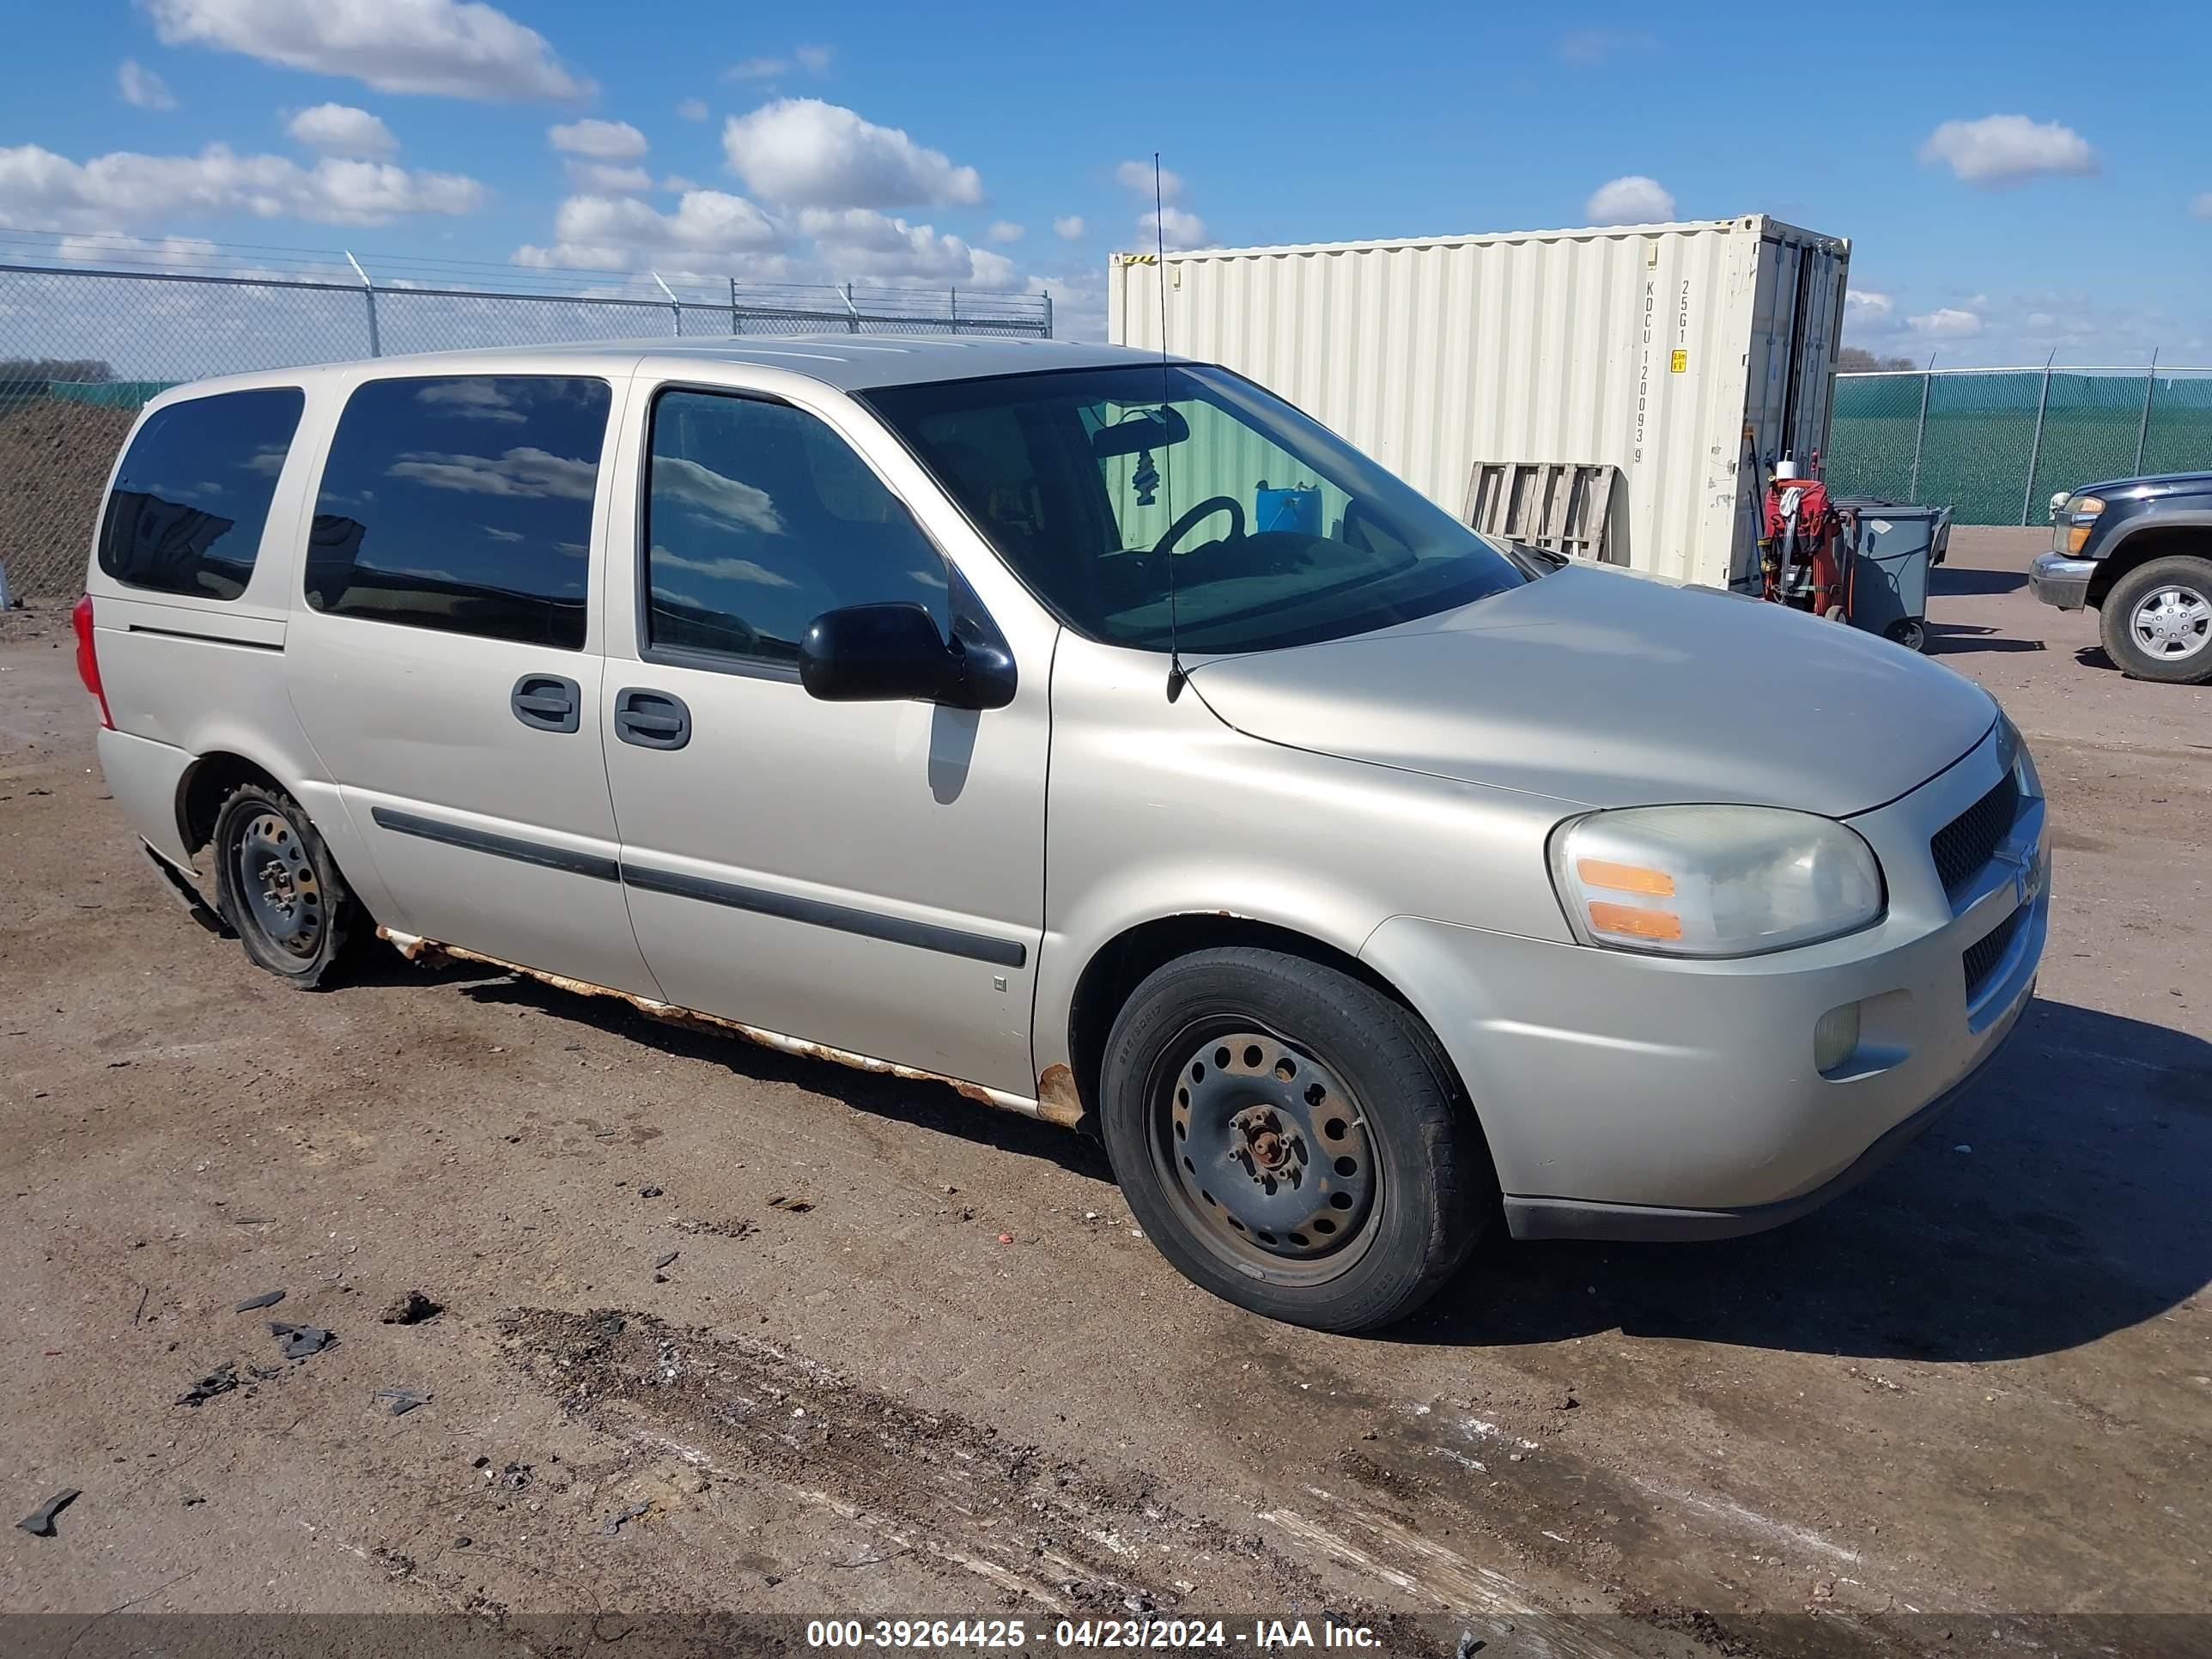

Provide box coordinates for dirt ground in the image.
[1,527,2206,1657]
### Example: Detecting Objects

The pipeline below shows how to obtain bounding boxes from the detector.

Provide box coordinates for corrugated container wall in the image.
[1109,215,1849,589]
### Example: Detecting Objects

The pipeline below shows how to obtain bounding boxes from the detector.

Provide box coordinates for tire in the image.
[1097,948,1490,1332]
[210,782,361,988]
[1885,617,1926,653]
[2100,554,2212,684]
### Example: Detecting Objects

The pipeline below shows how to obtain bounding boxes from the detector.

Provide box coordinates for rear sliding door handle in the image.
[614,687,691,750]
[511,673,580,733]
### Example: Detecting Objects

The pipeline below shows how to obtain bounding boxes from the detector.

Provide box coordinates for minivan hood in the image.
[1184,564,1996,818]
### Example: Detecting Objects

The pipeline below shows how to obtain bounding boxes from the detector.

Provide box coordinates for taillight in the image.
[72,594,113,730]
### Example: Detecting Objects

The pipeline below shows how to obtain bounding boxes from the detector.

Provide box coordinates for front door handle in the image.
[511,673,580,733]
[614,687,691,750]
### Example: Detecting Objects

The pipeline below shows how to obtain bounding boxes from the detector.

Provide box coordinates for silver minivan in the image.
[76,337,2047,1331]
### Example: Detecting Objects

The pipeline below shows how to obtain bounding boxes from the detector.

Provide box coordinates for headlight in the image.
[1550,805,1885,958]
[2063,495,2105,553]
[1996,714,2042,800]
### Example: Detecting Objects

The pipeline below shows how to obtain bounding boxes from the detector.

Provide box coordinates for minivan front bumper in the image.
[1361,729,2047,1239]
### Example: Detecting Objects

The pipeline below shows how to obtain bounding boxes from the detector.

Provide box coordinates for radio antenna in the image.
[1153,152,1187,702]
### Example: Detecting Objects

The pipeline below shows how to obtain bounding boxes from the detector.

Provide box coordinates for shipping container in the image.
[1108,215,1850,589]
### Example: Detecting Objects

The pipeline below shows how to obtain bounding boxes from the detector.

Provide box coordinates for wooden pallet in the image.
[1462,461,1620,563]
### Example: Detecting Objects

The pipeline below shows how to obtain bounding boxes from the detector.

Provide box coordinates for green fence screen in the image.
[1827,368,2212,525]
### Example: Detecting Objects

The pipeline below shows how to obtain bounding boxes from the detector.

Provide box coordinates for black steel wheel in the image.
[210,782,360,987]
[1099,947,1490,1332]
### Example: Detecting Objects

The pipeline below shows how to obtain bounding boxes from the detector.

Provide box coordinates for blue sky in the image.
[3,0,2206,360]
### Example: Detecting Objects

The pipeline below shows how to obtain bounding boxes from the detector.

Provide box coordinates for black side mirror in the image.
[799,603,1014,709]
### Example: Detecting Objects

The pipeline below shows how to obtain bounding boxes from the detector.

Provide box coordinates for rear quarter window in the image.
[98,387,305,601]
[303,374,611,650]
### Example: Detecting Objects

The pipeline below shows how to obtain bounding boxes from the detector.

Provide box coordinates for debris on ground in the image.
[270,1322,333,1359]
[379,1291,442,1326]
[672,1218,756,1238]
[600,1501,652,1536]
[767,1194,813,1213]
[234,1290,284,1313]
[998,1233,1015,1244]
[175,1363,239,1407]
[16,1489,81,1538]
[372,1388,430,1417]
[653,1251,678,1270]
[638,1186,664,1199]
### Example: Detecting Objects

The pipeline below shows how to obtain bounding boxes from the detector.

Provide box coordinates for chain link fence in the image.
[0,262,1052,599]
[1827,367,2212,526]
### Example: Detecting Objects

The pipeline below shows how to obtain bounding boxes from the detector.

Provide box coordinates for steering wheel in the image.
[1152,495,1244,556]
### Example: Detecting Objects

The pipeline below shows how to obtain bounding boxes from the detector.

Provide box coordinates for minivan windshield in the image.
[864,364,1524,653]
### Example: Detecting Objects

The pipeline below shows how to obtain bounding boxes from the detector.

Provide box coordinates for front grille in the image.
[1963,907,2026,1000]
[1931,772,2020,898]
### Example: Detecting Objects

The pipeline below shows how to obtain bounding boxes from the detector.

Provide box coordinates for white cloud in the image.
[1909,307,1982,337]
[987,220,1024,243]
[661,173,699,192]
[653,459,787,535]
[723,98,982,208]
[514,188,780,270]
[1139,204,1208,250]
[2191,191,2212,221]
[565,161,653,194]
[1846,290,1893,317]
[725,48,829,82]
[550,118,647,161]
[1584,174,1675,223]
[1053,215,1084,240]
[0,142,486,229]
[388,447,597,500]
[55,233,217,268]
[1918,115,2098,188]
[287,103,398,158]
[1116,159,1183,202]
[1557,27,1651,64]
[799,206,1018,288]
[145,0,591,100]
[676,97,708,122]
[2025,311,2057,329]
[118,60,177,111]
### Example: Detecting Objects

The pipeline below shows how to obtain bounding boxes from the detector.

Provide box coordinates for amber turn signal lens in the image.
[1587,902,1684,941]
[1576,857,1677,896]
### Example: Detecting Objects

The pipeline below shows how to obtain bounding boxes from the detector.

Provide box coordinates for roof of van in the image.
[250,334,1164,393]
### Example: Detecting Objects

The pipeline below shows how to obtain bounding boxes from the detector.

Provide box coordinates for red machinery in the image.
[1759,454,1844,617]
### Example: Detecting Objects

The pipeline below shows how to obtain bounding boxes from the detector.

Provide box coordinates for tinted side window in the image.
[98,388,304,601]
[305,375,610,650]
[645,390,948,667]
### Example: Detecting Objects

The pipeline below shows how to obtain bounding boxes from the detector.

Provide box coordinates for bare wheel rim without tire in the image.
[1149,1024,1382,1284]
[2130,583,2211,661]
[234,810,325,957]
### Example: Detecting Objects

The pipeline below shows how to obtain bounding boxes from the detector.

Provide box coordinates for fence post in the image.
[728,276,740,336]
[344,251,380,357]
[1907,356,1933,502]
[949,287,958,332]
[2021,352,2055,526]
[1041,289,1054,339]
[651,270,681,336]
[2133,349,2159,476]
[842,283,859,333]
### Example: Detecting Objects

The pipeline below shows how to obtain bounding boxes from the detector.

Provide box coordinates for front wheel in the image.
[2100,555,2212,684]
[1097,948,1490,1332]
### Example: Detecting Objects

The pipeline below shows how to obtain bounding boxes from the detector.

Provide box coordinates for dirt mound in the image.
[0,397,137,597]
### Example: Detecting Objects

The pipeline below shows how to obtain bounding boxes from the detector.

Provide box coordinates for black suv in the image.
[2031,471,2212,683]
